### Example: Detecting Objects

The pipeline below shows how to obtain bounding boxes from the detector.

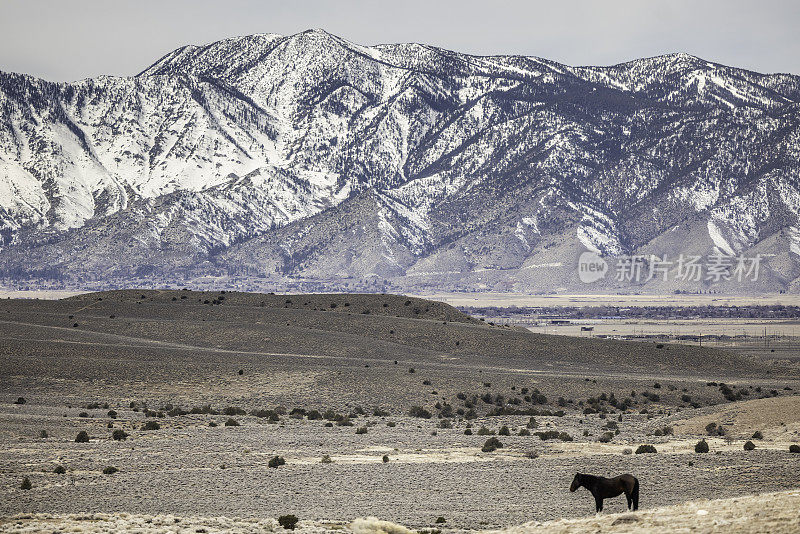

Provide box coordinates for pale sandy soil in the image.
[525,319,800,339]
[0,291,87,300]
[672,396,800,439]
[2,490,798,533]
[420,293,800,308]
[496,489,800,534]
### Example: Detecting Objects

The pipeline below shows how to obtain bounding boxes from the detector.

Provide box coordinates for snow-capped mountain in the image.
[1,29,799,293]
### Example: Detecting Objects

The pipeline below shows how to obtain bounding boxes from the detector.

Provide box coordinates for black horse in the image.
[570,473,639,513]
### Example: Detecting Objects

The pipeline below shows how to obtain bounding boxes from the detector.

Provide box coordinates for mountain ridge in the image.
[1,29,799,293]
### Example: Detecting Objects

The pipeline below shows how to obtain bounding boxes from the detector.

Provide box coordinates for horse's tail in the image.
[632,477,639,511]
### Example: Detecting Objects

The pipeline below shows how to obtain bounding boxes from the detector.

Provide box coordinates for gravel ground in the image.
[2,405,800,529]
[1,291,799,530]
[2,490,799,533]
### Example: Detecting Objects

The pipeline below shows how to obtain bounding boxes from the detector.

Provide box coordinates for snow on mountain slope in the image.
[1,30,800,292]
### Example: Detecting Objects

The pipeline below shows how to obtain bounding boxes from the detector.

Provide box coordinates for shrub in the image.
[78,412,89,418]
[498,425,510,436]
[102,466,118,475]
[268,456,286,468]
[20,476,32,490]
[223,406,246,416]
[252,409,279,420]
[336,417,353,427]
[386,421,396,428]
[743,441,756,451]
[598,432,615,443]
[435,517,446,524]
[142,421,160,430]
[321,455,333,464]
[167,407,188,417]
[534,430,571,441]
[75,431,90,443]
[482,437,504,452]
[408,406,432,419]
[278,515,299,530]
[464,428,473,435]
[695,439,709,453]
[518,428,531,436]
[535,430,559,440]
[355,426,368,435]
[622,448,633,455]
[382,455,390,463]
[39,430,48,439]
[14,397,26,405]
[438,419,452,429]
[112,429,128,441]
[190,405,218,415]
[524,450,539,459]
[526,417,538,429]
[224,418,240,427]
[635,444,657,454]
[476,426,493,436]
[752,430,763,440]
[53,465,66,474]
[209,421,218,427]
[789,444,800,453]
[107,410,117,419]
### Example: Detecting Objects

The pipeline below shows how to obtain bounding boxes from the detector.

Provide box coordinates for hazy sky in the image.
[1,0,799,81]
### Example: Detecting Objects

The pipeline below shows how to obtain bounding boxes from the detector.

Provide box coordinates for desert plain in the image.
[1,290,799,532]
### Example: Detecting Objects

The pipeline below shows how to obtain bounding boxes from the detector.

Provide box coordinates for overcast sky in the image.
[1,0,799,81]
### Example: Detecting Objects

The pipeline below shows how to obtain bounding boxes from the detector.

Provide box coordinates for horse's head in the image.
[570,473,582,492]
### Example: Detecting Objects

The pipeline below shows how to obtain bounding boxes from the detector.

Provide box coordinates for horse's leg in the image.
[625,491,632,510]
[632,479,640,511]
[595,495,603,513]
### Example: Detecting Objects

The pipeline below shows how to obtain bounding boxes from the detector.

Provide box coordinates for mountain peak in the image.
[1,33,799,293]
